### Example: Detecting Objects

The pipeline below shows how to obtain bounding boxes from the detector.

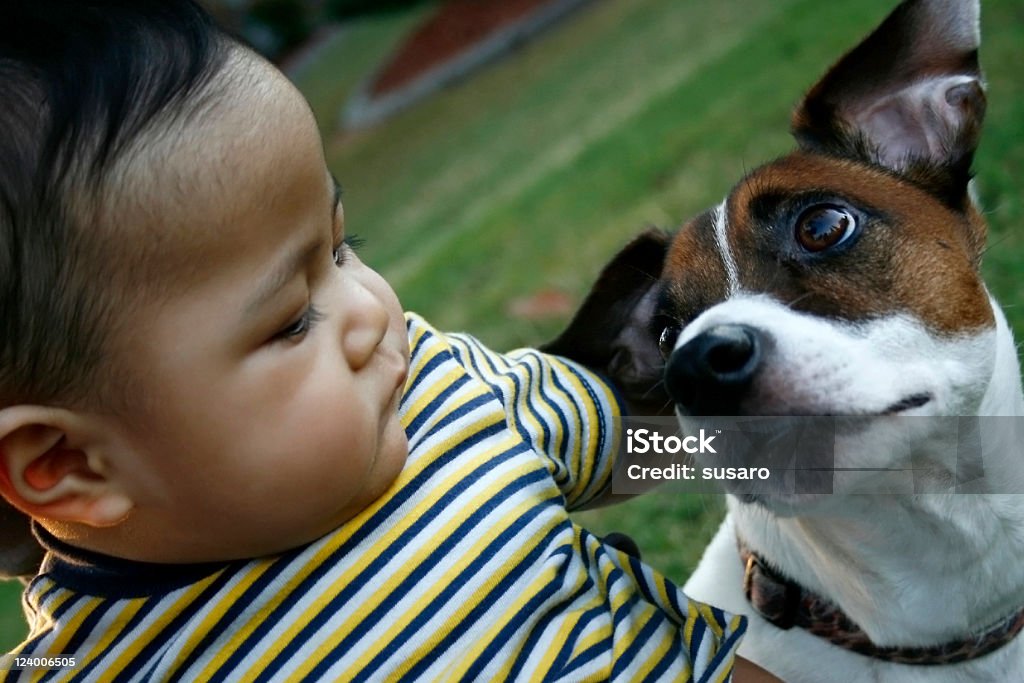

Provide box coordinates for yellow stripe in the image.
[437,515,567,681]
[594,547,666,666]
[652,571,674,620]
[697,602,725,640]
[684,601,698,652]
[403,367,488,435]
[239,423,520,680]
[168,560,274,679]
[521,557,595,680]
[538,354,576,482]
[372,493,569,679]
[102,572,223,680]
[454,337,549,462]
[632,617,676,681]
[526,530,622,677]
[72,598,147,680]
[22,580,64,641]
[549,357,603,506]
[27,589,84,651]
[27,595,102,683]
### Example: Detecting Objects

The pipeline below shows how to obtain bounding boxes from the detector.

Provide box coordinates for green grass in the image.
[0,583,24,653]
[3,0,1022,655]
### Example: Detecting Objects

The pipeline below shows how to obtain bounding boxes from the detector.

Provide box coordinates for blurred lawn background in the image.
[3,0,1022,654]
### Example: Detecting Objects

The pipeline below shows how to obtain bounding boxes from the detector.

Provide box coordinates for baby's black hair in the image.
[0,0,232,406]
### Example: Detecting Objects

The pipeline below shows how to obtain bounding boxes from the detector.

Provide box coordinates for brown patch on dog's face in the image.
[660,210,730,328]
[658,151,992,336]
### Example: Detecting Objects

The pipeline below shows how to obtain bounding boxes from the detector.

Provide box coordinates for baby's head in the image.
[0,0,410,565]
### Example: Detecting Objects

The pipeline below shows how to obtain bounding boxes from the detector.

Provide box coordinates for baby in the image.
[0,1,775,680]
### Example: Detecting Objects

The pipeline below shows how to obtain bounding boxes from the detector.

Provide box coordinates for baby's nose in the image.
[342,294,389,370]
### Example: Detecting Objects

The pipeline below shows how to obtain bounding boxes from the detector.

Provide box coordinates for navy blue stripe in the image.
[403,371,472,438]
[612,588,641,633]
[165,558,292,681]
[405,321,429,359]
[409,393,497,462]
[314,487,564,682]
[562,364,610,466]
[403,519,567,682]
[645,627,681,682]
[696,622,745,683]
[401,347,449,409]
[561,640,606,679]
[25,579,62,620]
[505,544,588,680]
[663,573,690,626]
[248,424,521,682]
[697,617,746,683]
[47,591,81,622]
[610,607,662,680]
[627,556,658,606]
[688,614,707,672]
[38,599,116,683]
[65,594,160,682]
[456,338,554,472]
[530,353,574,477]
[457,536,572,681]
[119,568,237,683]
[404,339,447,391]
[549,603,603,677]
[666,576,686,623]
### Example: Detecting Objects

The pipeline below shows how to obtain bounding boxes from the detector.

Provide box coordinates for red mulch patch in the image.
[370,0,567,97]
[506,288,575,321]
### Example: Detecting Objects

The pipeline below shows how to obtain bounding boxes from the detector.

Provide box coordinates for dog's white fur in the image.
[683,295,1024,681]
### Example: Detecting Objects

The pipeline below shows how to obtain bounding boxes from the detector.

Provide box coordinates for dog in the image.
[546,0,1024,680]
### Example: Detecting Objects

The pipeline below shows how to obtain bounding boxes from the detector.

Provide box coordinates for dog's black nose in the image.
[665,324,762,415]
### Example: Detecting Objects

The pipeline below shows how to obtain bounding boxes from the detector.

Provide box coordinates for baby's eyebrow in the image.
[244,237,324,320]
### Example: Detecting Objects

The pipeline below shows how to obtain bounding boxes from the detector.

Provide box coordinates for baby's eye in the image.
[276,305,324,342]
[333,234,365,267]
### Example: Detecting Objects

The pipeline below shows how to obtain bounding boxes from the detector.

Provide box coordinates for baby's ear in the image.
[0,406,134,529]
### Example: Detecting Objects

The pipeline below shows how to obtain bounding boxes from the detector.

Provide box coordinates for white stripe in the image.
[713,200,740,295]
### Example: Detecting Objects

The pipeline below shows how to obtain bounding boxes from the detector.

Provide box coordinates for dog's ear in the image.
[0,501,43,581]
[543,229,671,415]
[792,0,984,205]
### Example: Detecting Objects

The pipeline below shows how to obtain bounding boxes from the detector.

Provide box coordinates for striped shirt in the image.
[4,314,745,682]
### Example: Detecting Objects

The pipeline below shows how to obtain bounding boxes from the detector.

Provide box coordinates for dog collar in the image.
[738,537,1024,665]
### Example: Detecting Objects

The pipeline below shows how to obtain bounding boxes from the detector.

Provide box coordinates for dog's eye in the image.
[658,324,680,360]
[796,205,856,252]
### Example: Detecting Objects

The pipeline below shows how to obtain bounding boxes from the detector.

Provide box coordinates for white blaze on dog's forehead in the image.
[712,200,740,296]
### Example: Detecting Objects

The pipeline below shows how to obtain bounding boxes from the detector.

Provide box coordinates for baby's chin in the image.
[354,425,410,512]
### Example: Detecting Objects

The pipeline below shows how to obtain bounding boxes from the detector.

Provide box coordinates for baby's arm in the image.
[443,331,621,508]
